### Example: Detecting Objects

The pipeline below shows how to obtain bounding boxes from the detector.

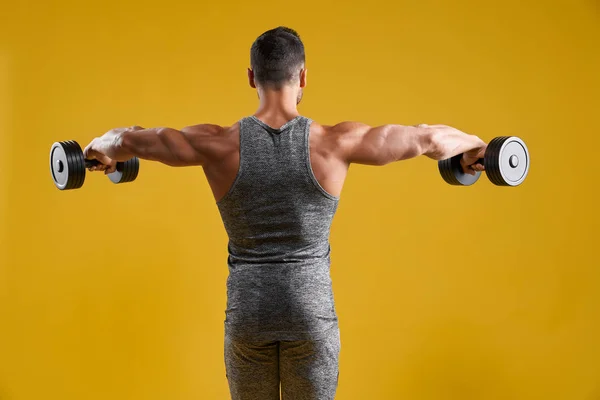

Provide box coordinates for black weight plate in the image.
[485,136,529,186]
[443,158,460,185]
[61,140,80,189]
[123,158,136,183]
[484,137,504,186]
[64,140,83,190]
[122,157,139,183]
[128,158,140,182]
[66,140,85,190]
[438,158,456,185]
[70,140,86,189]
[439,157,461,185]
[438,153,481,186]
[63,141,81,190]
[444,159,460,185]
[120,159,132,184]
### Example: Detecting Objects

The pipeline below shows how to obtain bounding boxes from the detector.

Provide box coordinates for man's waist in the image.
[226,262,334,296]
[227,241,332,265]
[227,255,331,271]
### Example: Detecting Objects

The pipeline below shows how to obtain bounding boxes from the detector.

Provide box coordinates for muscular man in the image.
[83,27,486,400]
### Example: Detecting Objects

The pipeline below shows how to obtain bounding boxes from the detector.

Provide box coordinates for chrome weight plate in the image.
[49,141,86,190]
[484,136,530,186]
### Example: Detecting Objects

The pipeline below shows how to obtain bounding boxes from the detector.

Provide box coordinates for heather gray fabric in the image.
[216,115,340,342]
[224,325,341,400]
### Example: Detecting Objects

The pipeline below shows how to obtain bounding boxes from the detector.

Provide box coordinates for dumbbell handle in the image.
[84,159,102,168]
[460,157,485,170]
[84,159,123,171]
[467,158,485,171]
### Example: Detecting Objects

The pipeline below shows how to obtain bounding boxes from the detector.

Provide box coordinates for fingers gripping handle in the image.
[85,159,124,172]
[470,157,485,170]
[84,159,102,168]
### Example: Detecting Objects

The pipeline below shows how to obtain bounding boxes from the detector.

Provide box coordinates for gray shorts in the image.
[224,327,341,400]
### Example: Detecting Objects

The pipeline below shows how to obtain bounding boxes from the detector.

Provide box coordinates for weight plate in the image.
[128,158,140,182]
[63,141,81,190]
[50,141,86,190]
[50,142,69,189]
[122,157,139,183]
[485,137,504,186]
[485,136,529,186]
[107,157,139,184]
[62,141,78,190]
[438,153,481,186]
[67,140,86,189]
[70,141,85,189]
[438,158,456,184]
[75,141,87,188]
[107,163,125,184]
[120,159,132,184]
[439,157,462,185]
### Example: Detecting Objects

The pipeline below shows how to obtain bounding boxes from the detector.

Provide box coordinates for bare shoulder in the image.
[181,123,236,136]
[311,121,371,148]
[180,122,241,145]
[179,122,240,162]
[317,121,371,136]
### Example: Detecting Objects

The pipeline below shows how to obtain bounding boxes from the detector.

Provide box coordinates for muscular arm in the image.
[84,124,223,167]
[332,122,486,166]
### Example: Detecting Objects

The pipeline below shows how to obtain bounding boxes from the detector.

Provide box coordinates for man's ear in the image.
[300,68,307,88]
[248,68,256,88]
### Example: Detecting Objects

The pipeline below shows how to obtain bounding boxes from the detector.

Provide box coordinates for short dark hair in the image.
[250,27,305,88]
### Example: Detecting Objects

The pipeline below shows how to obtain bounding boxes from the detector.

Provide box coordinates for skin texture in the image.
[83,66,487,202]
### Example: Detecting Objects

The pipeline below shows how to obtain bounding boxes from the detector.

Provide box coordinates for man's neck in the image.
[254,86,300,128]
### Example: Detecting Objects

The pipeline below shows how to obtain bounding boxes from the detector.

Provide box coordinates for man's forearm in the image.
[424,125,486,160]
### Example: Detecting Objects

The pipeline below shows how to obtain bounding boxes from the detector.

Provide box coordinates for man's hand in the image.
[460,145,487,176]
[83,126,143,174]
[83,137,117,174]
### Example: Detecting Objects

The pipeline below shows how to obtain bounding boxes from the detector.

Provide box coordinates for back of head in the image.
[250,27,305,89]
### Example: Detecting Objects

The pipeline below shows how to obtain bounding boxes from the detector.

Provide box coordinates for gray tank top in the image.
[217,115,340,341]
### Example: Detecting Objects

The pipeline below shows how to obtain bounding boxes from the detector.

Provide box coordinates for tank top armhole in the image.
[304,118,340,202]
[216,118,245,205]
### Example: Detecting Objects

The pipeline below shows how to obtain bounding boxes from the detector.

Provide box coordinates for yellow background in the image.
[1,0,599,399]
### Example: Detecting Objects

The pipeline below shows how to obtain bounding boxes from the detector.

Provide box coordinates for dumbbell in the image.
[49,140,139,190]
[438,136,530,186]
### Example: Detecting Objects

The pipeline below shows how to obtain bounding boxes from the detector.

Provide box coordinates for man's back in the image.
[212,115,341,342]
[193,117,351,204]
